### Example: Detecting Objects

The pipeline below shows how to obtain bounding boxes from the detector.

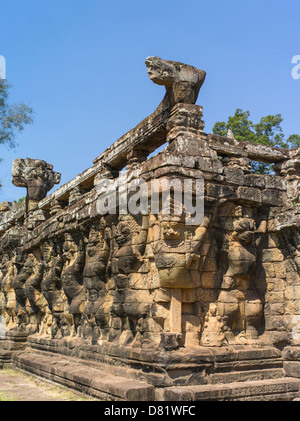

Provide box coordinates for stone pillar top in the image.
[12,158,61,211]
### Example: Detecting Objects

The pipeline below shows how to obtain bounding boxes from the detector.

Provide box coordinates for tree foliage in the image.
[0,80,33,149]
[0,80,33,190]
[212,109,300,174]
[17,197,25,206]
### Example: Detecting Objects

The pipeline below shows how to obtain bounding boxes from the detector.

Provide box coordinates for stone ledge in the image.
[13,350,155,401]
[163,377,300,401]
[0,349,15,366]
[209,368,285,384]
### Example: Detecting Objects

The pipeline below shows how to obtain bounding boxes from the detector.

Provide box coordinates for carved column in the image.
[166,103,205,142]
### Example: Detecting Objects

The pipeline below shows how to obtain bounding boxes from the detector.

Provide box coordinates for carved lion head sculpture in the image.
[145,56,206,105]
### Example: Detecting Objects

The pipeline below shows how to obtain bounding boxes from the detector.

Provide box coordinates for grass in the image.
[0,391,15,401]
[1,366,19,376]
[34,382,97,401]
[0,365,97,401]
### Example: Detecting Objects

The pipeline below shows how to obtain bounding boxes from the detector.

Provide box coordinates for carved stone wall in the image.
[1,57,300,400]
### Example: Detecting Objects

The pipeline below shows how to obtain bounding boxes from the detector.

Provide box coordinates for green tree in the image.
[0,80,33,189]
[17,197,25,206]
[0,80,33,149]
[212,109,300,174]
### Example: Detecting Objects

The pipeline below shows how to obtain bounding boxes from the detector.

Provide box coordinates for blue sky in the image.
[0,0,299,201]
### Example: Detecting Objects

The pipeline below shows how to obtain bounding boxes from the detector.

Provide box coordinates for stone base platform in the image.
[2,335,299,400]
[0,349,14,367]
[26,336,285,387]
[0,332,29,366]
[13,350,155,401]
[164,378,300,401]
[9,346,300,401]
[0,331,28,351]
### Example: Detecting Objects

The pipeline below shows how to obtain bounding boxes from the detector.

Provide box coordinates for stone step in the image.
[9,348,298,401]
[210,368,285,384]
[13,351,155,401]
[0,349,14,366]
[164,377,300,401]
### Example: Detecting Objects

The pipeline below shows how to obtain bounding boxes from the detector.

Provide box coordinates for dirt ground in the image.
[0,366,97,401]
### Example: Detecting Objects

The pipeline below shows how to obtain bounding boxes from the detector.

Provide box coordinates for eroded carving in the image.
[217,206,266,344]
[41,239,65,338]
[0,251,17,330]
[110,214,149,346]
[12,158,61,211]
[2,58,300,394]
[61,232,85,337]
[82,219,111,343]
[145,56,206,109]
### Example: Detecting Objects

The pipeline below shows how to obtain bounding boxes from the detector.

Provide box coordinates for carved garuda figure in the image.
[0,252,17,330]
[217,206,266,344]
[82,219,111,343]
[149,201,218,348]
[150,214,212,289]
[41,239,64,338]
[110,214,148,345]
[25,258,43,313]
[24,253,44,333]
[12,253,36,330]
[61,232,85,337]
[41,240,63,310]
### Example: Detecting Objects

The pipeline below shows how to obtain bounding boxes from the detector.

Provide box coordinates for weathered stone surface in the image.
[163,378,300,401]
[1,57,300,401]
[12,158,61,212]
[13,351,155,401]
[93,57,206,171]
